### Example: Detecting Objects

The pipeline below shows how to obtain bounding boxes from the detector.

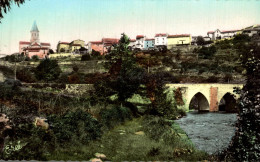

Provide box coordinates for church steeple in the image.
[30,20,40,44]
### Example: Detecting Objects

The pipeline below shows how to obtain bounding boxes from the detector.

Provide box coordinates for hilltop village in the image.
[18,21,260,58]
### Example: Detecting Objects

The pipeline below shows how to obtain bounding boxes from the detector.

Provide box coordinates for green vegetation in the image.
[220,38,260,161]
[34,59,62,82]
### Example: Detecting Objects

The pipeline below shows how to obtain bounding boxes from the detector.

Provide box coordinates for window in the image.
[147,45,148,47]
[141,45,143,47]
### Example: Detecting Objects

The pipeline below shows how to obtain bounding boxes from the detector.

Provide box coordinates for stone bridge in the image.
[167,83,244,112]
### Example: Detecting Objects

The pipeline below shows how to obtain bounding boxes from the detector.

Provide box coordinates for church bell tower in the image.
[30,20,40,44]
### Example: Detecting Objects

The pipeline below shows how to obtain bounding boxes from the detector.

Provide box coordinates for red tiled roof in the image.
[102,38,119,44]
[221,30,239,33]
[136,35,144,39]
[25,47,49,50]
[145,38,155,41]
[59,42,70,44]
[90,41,102,44]
[167,34,190,38]
[41,42,51,46]
[207,31,214,34]
[155,33,167,37]
[19,41,30,45]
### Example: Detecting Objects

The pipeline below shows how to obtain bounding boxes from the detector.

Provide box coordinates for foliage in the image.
[215,39,232,49]
[81,54,91,61]
[49,49,54,54]
[142,115,178,142]
[221,43,260,161]
[91,50,101,57]
[196,36,205,45]
[93,33,146,116]
[99,105,132,129]
[0,0,26,23]
[0,81,21,100]
[31,55,39,61]
[146,72,183,120]
[16,68,37,83]
[47,109,102,144]
[34,59,62,82]
[198,45,217,59]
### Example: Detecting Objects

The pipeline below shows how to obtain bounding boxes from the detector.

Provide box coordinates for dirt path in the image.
[175,111,237,155]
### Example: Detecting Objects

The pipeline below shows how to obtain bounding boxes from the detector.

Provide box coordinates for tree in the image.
[0,0,26,23]
[198,45,217,59]
[222,43,260,161]
[31,55,39,61]
[79,47,87,54]
[60,48,65,53]
[196,36,205,46]
[93,33,146,115]
[34,59,61,82]
[48,49,54,54]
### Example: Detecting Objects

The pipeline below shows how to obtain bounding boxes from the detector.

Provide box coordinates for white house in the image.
[221,30,239,39]
[207,29,222,41]
[242,24,260,37]
[135,35,145,50]
[154,33,167,47]
[128,39,136,49]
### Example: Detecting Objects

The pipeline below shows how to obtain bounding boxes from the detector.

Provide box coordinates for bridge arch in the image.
[189,92,210,111]
[218,92,238,112]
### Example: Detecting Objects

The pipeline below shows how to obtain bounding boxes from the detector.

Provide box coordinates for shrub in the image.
[142,115,178,143]
[68,73,81,84]
[99,105,132,129]
[34,59,62,82]
[198,45,217,59]
[31,55,39,61]
[47,109,102,144]
[72,65,79,73]
[17,68,37,83]
[81,54,91,61]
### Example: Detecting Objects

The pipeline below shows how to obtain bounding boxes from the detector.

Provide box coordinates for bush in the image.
[99,105,132,129]
[17,68,37,83]
[198,45,217,59]
[47,109,102,144]
[34,59,62,82]
[31,55,39,61]
[81,54,91,61]
[142,115,178,143]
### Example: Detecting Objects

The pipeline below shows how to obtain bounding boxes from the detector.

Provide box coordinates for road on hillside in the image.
[175,111,237,155]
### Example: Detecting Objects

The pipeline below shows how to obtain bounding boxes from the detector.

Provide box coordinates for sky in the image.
[0,0,260,54]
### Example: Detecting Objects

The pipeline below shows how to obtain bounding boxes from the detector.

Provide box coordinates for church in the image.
[19,21,51,59]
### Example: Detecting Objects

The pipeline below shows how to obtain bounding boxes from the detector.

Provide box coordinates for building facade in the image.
[128,39,136,49]
[242,24,260,37]
[19,21,51,59]
[88,38,119,55]
[135,35,145,49]
[167,34,191,49]
[56,42,70,53]
[57,39,85,53]
[154,33,167,47]
[143,38,155,50]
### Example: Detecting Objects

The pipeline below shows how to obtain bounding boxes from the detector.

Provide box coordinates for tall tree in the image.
[223,43,260,161]
[0,0,26,22]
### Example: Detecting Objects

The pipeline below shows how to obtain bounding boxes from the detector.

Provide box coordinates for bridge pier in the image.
[167,83,243,112]
[209,87,218,112]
